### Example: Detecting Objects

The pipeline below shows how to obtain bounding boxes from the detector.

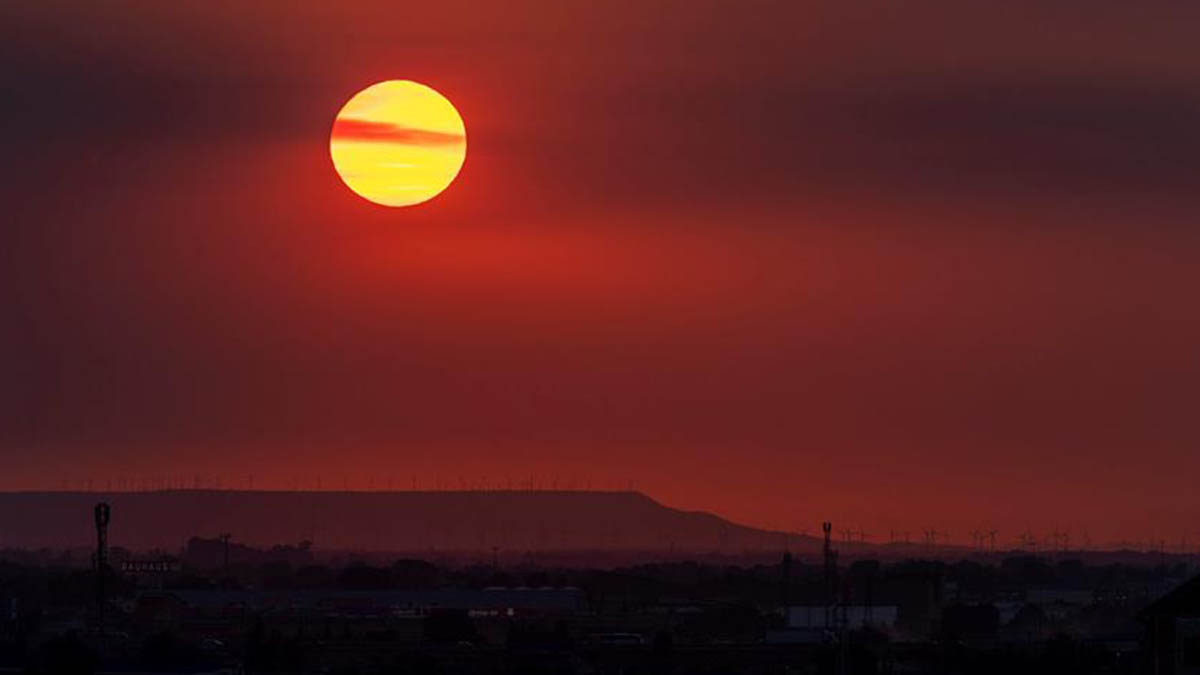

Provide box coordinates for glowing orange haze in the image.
[3,0,1200,549]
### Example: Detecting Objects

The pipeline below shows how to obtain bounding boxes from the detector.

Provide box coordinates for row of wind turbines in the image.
[793,525,1200,554]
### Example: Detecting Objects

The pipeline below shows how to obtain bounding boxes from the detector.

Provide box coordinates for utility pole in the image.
[823,522,837,631]
[94,502,110,633]
[781,549,793,619]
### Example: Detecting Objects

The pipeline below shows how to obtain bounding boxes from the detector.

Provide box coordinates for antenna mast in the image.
[94,502,111,632]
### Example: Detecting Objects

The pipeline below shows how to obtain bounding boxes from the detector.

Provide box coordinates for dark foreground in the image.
[0,542,1192,674]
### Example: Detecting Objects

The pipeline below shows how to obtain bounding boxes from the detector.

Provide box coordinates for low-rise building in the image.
[785,605,898,631]
[1143,575,1200,675]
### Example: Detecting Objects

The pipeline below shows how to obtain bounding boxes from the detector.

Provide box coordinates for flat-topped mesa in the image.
[0,490,807,554]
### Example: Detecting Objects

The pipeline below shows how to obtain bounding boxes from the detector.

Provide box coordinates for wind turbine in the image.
[1016,529,1038,550]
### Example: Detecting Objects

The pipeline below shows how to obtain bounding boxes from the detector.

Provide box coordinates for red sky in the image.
[2,0,1200,549]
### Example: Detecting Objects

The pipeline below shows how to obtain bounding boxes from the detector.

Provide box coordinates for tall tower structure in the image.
[94,502,111,632]
[822,522,837,630]
[780,549,793,614]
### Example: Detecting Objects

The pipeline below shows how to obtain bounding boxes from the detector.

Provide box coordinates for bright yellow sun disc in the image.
[330,80,466,207]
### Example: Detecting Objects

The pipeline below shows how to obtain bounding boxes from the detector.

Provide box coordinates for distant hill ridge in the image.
[0,490,819,553]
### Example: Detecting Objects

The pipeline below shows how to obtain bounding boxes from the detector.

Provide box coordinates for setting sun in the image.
[330,80,466,207]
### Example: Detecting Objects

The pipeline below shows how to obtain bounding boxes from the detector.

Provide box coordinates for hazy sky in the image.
[3,0,1200,546]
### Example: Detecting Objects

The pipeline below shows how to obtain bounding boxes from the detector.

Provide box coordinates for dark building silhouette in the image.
[1143,574,1200,675]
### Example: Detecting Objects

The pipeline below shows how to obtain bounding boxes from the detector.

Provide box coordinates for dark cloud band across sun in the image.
[330,118,465,146]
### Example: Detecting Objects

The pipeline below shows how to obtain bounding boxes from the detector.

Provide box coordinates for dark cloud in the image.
[330,118,464,146]
[838,78,1200,193]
